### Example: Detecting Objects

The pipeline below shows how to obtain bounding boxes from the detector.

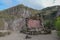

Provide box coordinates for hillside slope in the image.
[0,4,60,30]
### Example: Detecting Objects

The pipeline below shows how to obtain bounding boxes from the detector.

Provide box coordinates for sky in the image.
[0,0,60,10]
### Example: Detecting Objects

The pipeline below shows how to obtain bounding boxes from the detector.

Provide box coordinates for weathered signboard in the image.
[27,19,42,29]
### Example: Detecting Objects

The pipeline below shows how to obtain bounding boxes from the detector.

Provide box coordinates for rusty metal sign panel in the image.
[27,19,41,28]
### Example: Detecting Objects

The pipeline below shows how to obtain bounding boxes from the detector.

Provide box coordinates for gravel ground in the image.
[0,30,58,40]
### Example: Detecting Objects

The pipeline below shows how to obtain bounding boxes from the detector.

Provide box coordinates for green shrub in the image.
[55,17,60,37]
[55,17,60,31]
[57,31,60,37]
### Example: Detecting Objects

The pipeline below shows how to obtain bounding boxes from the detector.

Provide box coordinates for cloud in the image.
[19,0,60,8]
[26,0,43,9]
[42,0,60,7]
[25,0,54,7]
[0,0,60,10]
[16,0,54,9]
[54,0,60,5]
[16,0,43,9]
[41,0,54,7]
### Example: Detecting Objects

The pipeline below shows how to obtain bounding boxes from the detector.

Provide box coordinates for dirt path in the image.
[0,30,58,40]
[28,30,58,40]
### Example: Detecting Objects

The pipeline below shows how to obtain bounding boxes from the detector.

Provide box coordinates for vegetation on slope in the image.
[55,17,60,37]
[0,5,60,30]
[0,19,4,28]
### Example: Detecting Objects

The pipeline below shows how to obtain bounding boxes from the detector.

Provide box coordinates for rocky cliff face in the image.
[0,4,60,32]
[11,18,26,32]
[0,4,39,32]
[0,18,26,32]
[0,4,39,17]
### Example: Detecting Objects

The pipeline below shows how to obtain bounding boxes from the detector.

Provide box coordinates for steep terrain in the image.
[39,5,60,29]
[0,4,60,31]
[0,4,39,30]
